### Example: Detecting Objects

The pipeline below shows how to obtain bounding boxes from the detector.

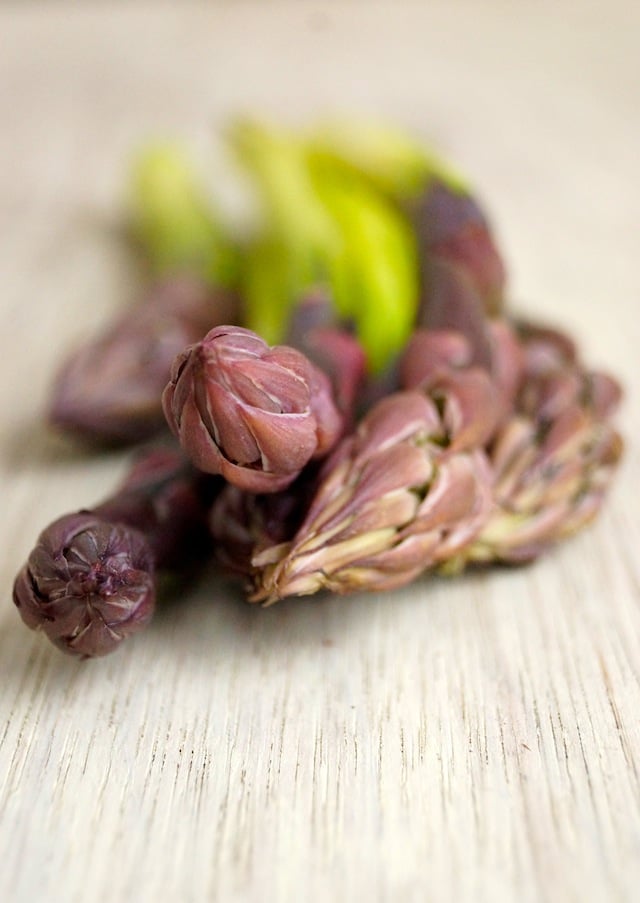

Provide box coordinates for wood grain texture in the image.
[1,3,639,901]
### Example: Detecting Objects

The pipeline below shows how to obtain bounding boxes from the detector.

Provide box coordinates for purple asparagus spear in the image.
[162,325,343,493]
[48,275,236,446]
[13,447,214,657]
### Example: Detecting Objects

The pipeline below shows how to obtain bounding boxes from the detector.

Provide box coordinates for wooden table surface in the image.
[1,3,639,901]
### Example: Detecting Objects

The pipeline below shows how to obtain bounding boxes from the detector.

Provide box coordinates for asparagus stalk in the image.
[129,143,238,287]
[304,119,467,199]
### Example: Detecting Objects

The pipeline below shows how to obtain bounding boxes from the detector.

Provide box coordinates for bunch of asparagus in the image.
[13,121,624,657]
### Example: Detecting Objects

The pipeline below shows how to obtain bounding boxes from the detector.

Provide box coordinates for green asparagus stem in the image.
[304,119,467,199]
[228,118,419,373]
[130,143,238,287]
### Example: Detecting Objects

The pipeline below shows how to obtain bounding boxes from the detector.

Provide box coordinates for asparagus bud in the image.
[251,389,493,603]
[48,276,236,446]
[13,448,213,657]
[399,320,524,428]
[415,258,494,368]
[13,515,155,658]
[162,325,343,493]
[465,323,623,564]
[414,178,507,317]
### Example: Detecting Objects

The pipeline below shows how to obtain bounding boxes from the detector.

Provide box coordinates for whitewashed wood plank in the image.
[0,4,638,902]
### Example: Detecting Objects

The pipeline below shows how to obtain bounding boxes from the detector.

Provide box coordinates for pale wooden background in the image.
[1,3,639,902]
